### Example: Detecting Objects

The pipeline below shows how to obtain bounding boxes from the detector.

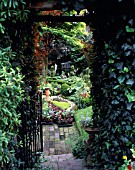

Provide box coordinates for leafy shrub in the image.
[72,138,86,159]
[60,83,70,96]
[66,129,86,159]
[67,77,91,109]
[0,47,24,167]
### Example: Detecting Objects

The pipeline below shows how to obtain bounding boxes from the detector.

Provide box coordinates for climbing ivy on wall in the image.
[88,0,135,169]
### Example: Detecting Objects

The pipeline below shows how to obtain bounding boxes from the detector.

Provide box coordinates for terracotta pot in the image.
[45,88,50,101]
[84,127,99,135]
[84,127,99,144]
[45,88,50,96]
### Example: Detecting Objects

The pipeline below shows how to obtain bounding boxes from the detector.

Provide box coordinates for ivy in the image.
[88,0,135,169]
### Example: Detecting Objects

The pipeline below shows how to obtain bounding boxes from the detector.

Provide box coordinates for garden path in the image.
[42,124,74,155]
[41,124,91,169]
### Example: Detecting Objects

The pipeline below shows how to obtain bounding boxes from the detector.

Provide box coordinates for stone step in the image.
[40,153,91,170]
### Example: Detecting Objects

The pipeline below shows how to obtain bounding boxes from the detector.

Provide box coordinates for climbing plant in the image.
[88,0,135,169]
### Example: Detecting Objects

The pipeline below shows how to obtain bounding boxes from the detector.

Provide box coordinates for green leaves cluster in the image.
[0,47,24,167]
[0,0,29,34]
[0,0,38,168]
[41,21,90,50]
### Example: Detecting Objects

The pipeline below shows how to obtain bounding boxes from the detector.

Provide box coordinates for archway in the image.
[1,0,134,169]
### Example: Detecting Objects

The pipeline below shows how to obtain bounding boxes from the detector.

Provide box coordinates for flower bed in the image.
[42,96,76,126]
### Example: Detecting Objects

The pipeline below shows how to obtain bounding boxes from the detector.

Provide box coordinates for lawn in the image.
[50,100,71,110]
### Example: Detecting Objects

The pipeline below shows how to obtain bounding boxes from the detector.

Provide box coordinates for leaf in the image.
[105,142,110,149]
[118,76,125,84]
[121,121,126,125]
[0,18,5,22]
[126,92,135,102]
[3,117,8,125]
[113,85,120,89]
[126,125,132,131]
[109,72,116,78]
[113,140,119,146]
[62,7,68,12]
[115,62,124,70]
[0,156,2,161]
[111,100,119,105]
[108,59,114,64]
[123,67,129,72]
[126,79,134,85]
[126,26,135,32]
[0,11,6,17]
[126,103,133,110]
[8,10,11,17]
[132,59,135,66]
[3,0,7,7]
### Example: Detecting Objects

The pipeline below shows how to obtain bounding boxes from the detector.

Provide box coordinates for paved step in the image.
[40,153,91,170]
[42,124,75,155]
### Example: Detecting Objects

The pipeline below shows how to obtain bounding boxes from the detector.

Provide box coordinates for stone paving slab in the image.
[41,123,92,169]
[41,153,91,170]
[43,124,75,155]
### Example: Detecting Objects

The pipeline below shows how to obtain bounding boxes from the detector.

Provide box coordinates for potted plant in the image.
[80,116,99,137]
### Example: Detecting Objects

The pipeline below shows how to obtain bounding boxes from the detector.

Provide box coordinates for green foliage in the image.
[55,1,85,12]
[39,11,93,70]
[60,83,70,96]
[72,137,86,159]
[74,106,93,139]
[66,129,86,159]
[0,47,24,167]
[67,76,91,109]
[47,77,72,85]
[89,0,135,169]
[42,25,84,50]
[0,0,38,168]
[0,0,29,34]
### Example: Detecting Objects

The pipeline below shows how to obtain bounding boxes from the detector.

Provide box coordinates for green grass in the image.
[50,100,71,110]
[74,106,93,140]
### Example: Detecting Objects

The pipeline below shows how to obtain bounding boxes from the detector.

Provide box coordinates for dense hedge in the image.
[0,48,24,167]
[0,0,37,167]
